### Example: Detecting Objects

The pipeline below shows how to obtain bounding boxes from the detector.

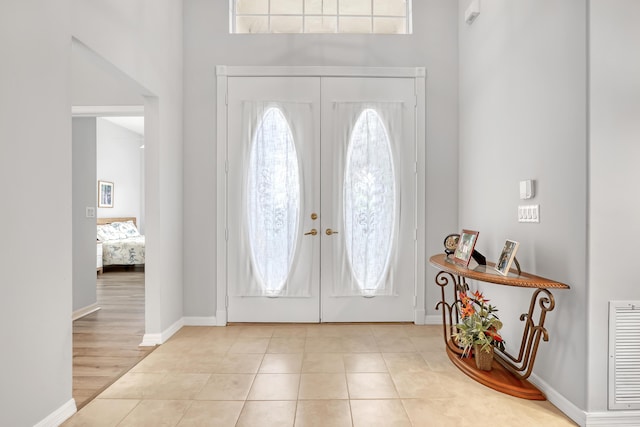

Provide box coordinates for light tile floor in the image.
[63,324,577,426]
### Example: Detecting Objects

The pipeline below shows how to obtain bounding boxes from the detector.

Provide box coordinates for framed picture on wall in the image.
[452,229,479,267]
[98,180,114,208]
[495,239,520,276]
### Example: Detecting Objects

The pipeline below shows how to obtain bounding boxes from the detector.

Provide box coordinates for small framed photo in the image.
[495,239,520,276]
[98,180,114,208]
[453,229,479,267]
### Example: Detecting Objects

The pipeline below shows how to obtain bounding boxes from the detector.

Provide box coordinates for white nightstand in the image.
[97,241,103,274]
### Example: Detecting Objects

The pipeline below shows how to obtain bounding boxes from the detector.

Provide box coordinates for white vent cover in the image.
[609,301,640,410]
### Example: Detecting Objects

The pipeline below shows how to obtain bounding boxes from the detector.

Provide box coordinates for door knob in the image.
[325,228,339,236]
[304,228,318,236]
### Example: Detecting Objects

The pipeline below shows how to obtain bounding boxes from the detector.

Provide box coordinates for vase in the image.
[474,344,493,371]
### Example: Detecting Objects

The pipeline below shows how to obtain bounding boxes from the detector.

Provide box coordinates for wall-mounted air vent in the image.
[609,301,640,410]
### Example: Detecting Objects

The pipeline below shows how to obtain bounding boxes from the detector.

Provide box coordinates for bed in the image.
[97,217,145,268]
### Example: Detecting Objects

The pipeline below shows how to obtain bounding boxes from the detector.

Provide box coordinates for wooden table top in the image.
[429,253,570,290]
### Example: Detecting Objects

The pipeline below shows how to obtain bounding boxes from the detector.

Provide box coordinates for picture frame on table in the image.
[98,180,114,208]
[495,239,520,276]
[452,229,479,267]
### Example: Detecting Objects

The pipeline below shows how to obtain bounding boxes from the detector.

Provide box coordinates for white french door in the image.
[223,70,420,323]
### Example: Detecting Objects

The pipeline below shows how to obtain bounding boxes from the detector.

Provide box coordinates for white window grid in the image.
[230,0,412,34]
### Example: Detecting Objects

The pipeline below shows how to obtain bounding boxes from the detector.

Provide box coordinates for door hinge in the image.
[414,161,418,174]
[225,90,228,105]
[225,294,229,308]
[414,94,417,107]
[413,295,417,307]
[225,160,228,173]
[225,228,228,241]
[414,229,417,241]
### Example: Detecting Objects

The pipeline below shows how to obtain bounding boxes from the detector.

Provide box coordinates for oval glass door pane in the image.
[247,107,300,294]
[344,108,396,293]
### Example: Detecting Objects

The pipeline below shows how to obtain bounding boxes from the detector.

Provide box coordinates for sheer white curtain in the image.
[331,102,403,297]
[234,101,313,297]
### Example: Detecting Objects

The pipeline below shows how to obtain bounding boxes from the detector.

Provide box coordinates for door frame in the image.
[215,66,426,326]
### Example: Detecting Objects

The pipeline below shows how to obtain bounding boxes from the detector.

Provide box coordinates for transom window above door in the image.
[231,0,412,34]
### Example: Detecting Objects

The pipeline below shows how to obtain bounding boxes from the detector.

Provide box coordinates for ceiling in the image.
[102,116,144,136]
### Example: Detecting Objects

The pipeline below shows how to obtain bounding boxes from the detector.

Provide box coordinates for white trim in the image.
[414,309,426,325]
[71,105,144,117]
[72,303,100,321]
[216,67,229,328]
[140,317,184,346]
[424,314,442,325]
[33,398,76,427]
[528,373,586,426]
[219,66,425,78]
[183,316,218,326]
[586,411,640,426]
[216,310,228,326]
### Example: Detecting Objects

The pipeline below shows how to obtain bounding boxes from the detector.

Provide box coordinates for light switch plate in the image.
[86,207,96,218]
[518,205,539,223]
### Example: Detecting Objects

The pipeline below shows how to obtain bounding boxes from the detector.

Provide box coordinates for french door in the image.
[223,70,420,323]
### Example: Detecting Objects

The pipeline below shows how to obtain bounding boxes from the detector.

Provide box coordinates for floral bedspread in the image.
[102,236,145,265]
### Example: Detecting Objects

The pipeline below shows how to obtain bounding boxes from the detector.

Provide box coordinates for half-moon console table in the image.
[429,253,570,400]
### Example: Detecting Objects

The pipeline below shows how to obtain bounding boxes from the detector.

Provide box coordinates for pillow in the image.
[111,220,141,237]
[97,223,126,241]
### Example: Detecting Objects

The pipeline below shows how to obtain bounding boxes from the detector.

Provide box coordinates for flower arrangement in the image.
[453,290,505,357]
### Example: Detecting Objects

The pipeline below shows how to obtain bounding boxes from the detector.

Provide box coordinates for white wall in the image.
[182,0,459,321]
[589,0,640,413]
[0,2,74,426]
[458,0,588,412]
[73,117,98,313]
[96,118,143,230]
[72,0,184,337]
[0,1,183,425]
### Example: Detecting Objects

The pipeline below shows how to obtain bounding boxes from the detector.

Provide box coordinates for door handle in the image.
[304,228,318,236]
[325,228,339,236]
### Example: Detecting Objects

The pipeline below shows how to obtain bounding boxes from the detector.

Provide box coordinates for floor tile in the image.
[195,374,255,400]
[402,398,474,427]
[375,336,416,353]
[304,337,345,353]
[176,401,244,427]
[267,337,306,353]
[341,336,379,352]
[343,353,387,373]
[143,373,210,399]
[117,399,191,427]
[214,354,263,373]
[298,373,349,399]
[98,372,164,399]
[236,401,296,427]
[350,399,411,427]
[347,373,398,399]
[247,373,300,400]
[61,398,139,427]
[294,400,352,427]
[302,353,345,373]
[259,353,304,373]
[228,337,270,353]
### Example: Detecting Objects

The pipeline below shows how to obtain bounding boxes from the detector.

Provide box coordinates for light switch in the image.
[86,207,96,218]
[518,205,539,223]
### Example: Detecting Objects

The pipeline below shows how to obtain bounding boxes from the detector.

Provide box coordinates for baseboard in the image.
[424,314,442,325]
[34,398,76,427]
[216,310,227,326]
[72,303,100,321]
[586,411,640,426]
[183,316,218,326]
[414,309,426,325]
[528,373,586,426]
[140,317,185,346]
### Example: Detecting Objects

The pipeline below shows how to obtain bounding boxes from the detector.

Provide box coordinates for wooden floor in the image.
[72,270,154,409]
